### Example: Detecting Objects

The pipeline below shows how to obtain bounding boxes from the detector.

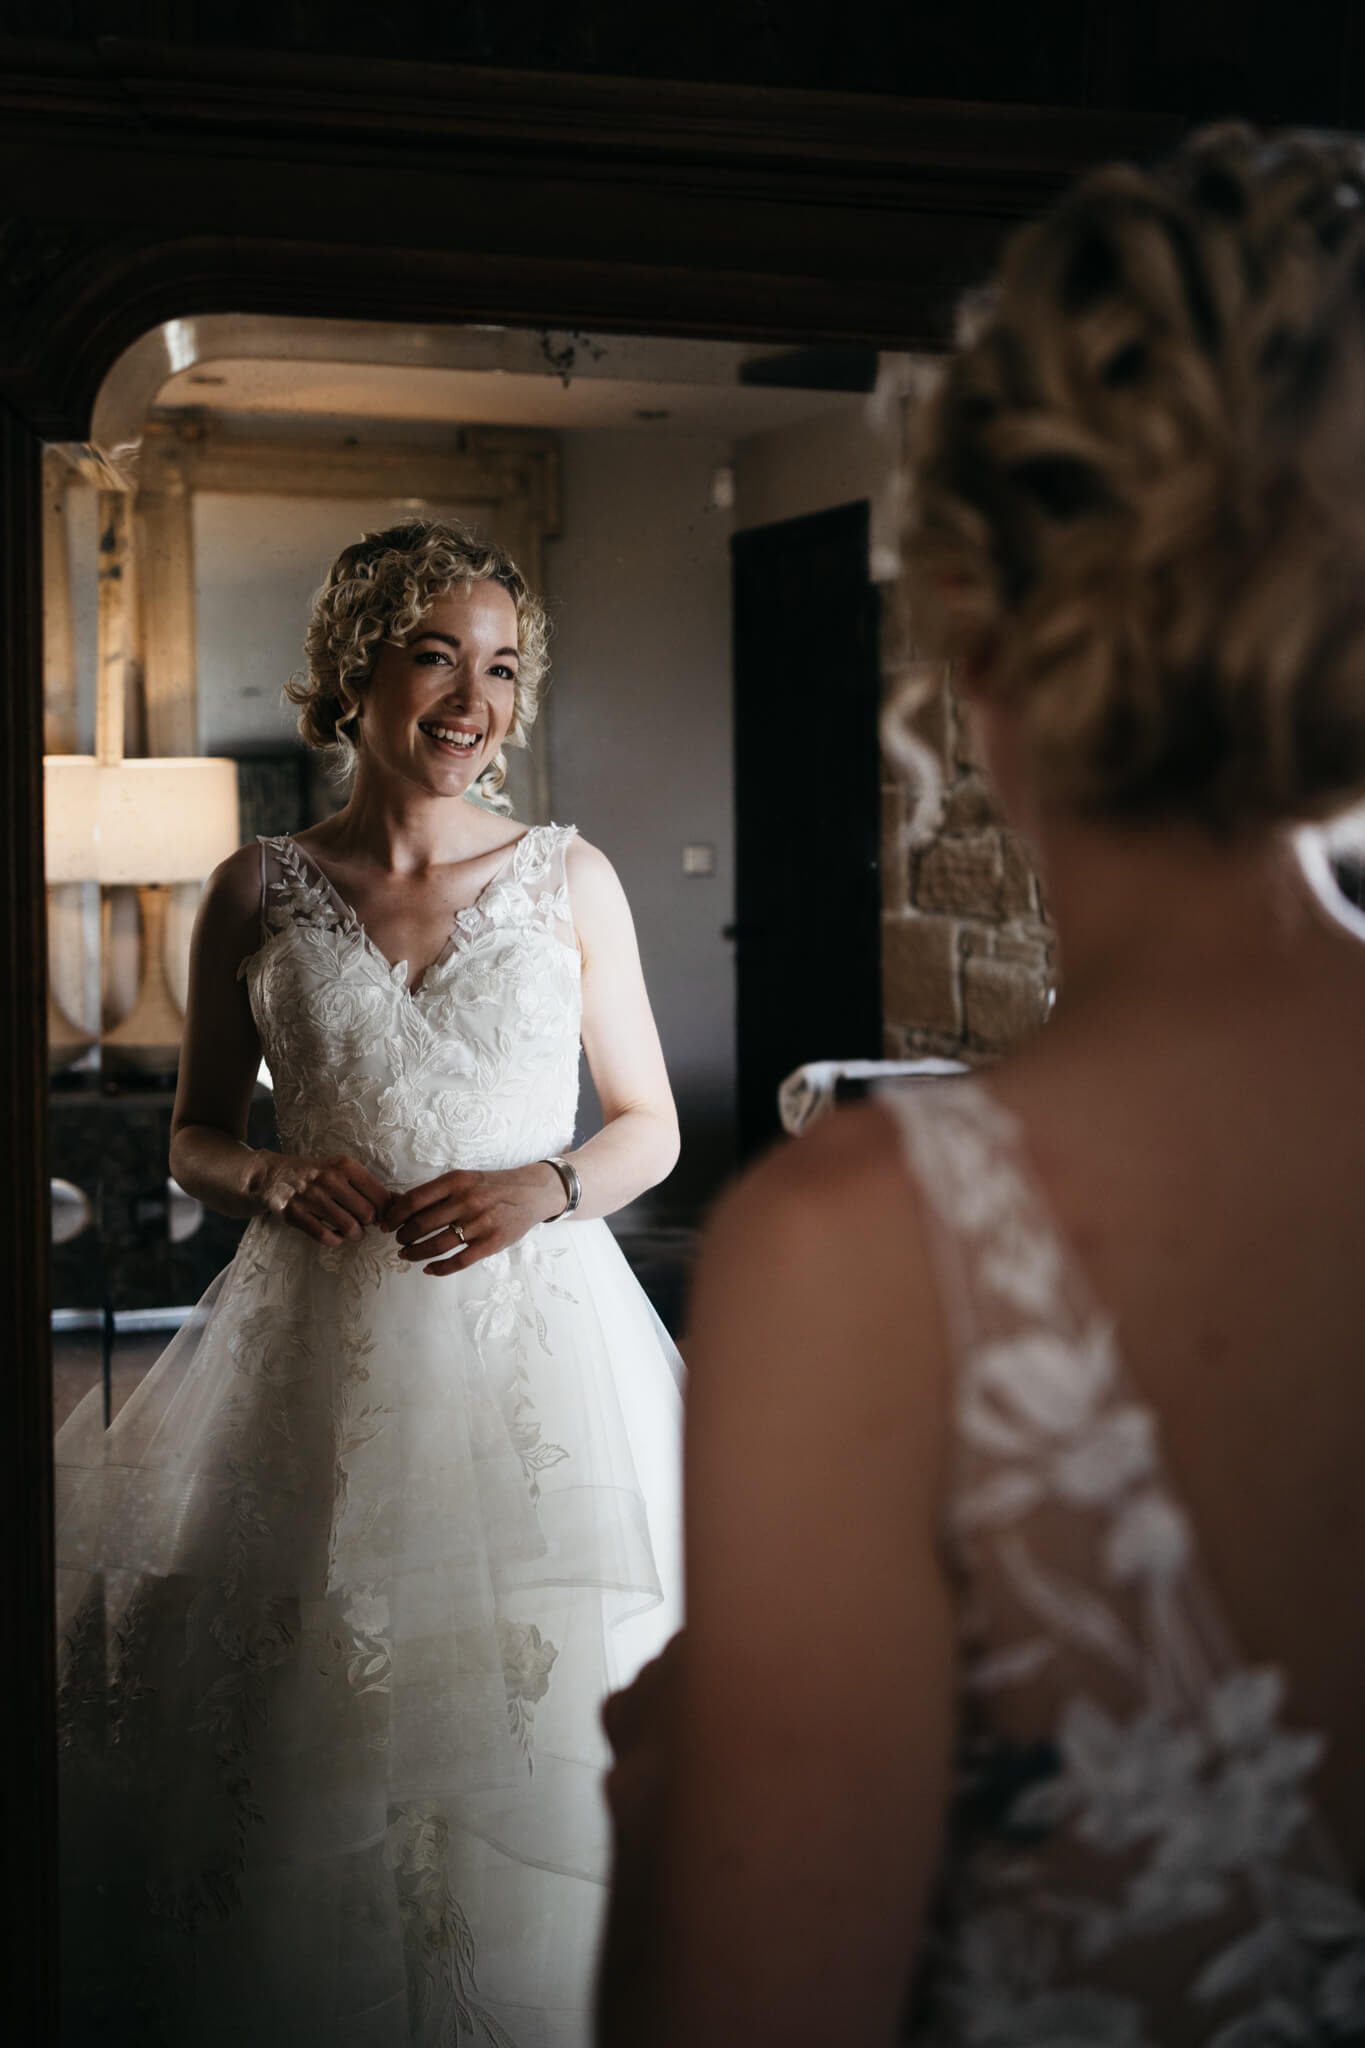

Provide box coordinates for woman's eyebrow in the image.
[409,630,519,660]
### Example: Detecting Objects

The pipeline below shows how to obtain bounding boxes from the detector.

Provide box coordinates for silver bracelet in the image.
[542,1154,582,1219]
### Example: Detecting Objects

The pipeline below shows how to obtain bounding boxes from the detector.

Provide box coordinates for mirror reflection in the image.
[46,315,919,2040]
[47,319,920,1426]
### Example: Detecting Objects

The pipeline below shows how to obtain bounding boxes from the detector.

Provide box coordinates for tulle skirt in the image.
[55,1212,683,2046]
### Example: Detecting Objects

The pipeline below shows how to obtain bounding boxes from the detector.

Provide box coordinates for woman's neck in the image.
[317,774,501,875]
[1030,812,1342,1009]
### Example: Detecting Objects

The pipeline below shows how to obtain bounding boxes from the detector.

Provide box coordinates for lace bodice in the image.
[243,825,581,1188]
[883,1079,1365,2047]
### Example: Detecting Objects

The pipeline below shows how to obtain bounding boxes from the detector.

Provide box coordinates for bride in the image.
[599,125,1365,2045]
[56,518,683,2046]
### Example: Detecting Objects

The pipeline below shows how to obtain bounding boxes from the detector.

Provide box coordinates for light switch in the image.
[682,843,715,876]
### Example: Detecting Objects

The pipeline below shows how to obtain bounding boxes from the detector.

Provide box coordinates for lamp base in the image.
[102,883,185,1066]
[47,982,97,1073]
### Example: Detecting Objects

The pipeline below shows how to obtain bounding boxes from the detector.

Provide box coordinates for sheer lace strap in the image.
[519,823,579,944]
[549,820,579,891]
[236,836,299,979]
[878,1074,1087,1360]
[878,1075,1229,1683]
[255,833,346,938]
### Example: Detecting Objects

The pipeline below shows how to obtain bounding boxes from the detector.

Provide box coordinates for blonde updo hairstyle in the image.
[288,517,550,812]
[907,123,1365,829]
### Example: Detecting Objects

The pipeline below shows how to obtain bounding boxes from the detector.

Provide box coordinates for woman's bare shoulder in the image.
[203,841,264,918]
[561,836,636,950]
[562,832,615,886]
[693,1102,954,1480]
[189,843,268,969]
[714,1098,920,1237]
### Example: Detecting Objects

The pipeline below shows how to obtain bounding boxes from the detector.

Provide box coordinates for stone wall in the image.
[875,373,1055,1065]
[879,664,1055,1064]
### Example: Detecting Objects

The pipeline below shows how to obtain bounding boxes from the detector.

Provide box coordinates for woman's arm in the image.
[563,836,680,1218]
[170,846,389,1242]
[169,845,274,1216]
[598,1102,957,2048]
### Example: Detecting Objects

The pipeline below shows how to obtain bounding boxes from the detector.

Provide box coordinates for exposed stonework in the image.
[879,664,1054,1064]
[882,907,962,1039]
[871,385,1052,1064]
[914,828,1005,920]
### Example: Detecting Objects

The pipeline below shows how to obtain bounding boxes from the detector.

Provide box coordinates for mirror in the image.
[46,311,925,2031]
[46,314,921,1424]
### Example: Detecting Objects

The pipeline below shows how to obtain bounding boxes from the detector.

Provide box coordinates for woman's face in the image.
[356,580,521,798]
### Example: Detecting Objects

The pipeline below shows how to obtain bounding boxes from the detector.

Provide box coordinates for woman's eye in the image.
[489,664,516,681]
[414,650,451,667]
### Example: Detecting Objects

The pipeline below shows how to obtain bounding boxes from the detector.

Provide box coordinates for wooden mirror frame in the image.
[0,35,1178,2020]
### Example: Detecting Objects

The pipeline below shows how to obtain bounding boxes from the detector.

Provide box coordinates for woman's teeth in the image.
[421,723,480,751]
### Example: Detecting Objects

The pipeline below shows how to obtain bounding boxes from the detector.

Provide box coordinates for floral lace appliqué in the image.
[884,1079,1365,2047]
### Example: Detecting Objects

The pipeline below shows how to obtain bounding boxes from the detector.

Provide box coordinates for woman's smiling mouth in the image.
[418,720,482,756]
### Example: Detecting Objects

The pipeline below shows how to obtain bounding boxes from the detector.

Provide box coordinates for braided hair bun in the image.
[907,124,1365,828]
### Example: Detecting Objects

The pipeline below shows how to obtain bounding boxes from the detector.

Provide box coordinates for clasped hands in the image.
[256,1152,568,1273]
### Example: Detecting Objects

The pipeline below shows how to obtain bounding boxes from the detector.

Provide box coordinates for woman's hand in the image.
[384,1162,566,1274]
[252,1152,393,1248]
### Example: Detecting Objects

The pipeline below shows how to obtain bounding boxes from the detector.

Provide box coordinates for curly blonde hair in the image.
[288,517,551,811]
[906,123,1365,829]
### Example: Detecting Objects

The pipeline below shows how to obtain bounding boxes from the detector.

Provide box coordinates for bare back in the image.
[980,896,1365,1869]
[871,871,1365,2040]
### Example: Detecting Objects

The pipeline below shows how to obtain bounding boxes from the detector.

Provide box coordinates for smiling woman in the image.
[288,519,552,810]
[54,516,684,2046]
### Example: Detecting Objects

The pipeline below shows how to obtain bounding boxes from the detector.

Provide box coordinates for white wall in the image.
[194,493,485,755]
[733,372,907,582]
[545,430,736,1220]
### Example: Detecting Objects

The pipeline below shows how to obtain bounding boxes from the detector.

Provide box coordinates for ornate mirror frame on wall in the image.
[0,35,1178,2021]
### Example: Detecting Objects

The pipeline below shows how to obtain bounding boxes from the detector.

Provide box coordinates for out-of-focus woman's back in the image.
[599,125,1365,2047]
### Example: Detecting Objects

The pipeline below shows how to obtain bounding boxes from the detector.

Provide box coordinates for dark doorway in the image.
[731,500,883,1158]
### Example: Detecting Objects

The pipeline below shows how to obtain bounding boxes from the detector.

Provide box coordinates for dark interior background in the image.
[9,0,1365,126]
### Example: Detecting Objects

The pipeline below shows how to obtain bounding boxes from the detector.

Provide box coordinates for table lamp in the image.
[43,755,101,1060]
[44,754,241,1069]
[98,757,240,1060]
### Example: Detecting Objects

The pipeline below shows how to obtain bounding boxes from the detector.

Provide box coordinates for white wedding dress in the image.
[56,823,683,2048]
[885,1079,1365,2046]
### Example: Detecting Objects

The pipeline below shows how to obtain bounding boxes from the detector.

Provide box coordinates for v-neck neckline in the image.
[283,827,533,996]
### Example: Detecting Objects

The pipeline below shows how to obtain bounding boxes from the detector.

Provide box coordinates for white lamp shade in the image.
[43,755,99,883]
[95,758,240,884]
[44,755,241,884]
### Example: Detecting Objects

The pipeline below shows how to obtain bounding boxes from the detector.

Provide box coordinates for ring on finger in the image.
[452,1225,468,1250]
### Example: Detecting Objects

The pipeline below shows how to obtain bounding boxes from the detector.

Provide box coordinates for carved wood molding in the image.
[0,215,112,355]
[0,37,1184,439]
[139,412,561,519]
[0,399,54,2035]
[5,35,1183,182]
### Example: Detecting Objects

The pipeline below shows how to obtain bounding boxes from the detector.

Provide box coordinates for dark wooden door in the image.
[731,501,882,1157]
